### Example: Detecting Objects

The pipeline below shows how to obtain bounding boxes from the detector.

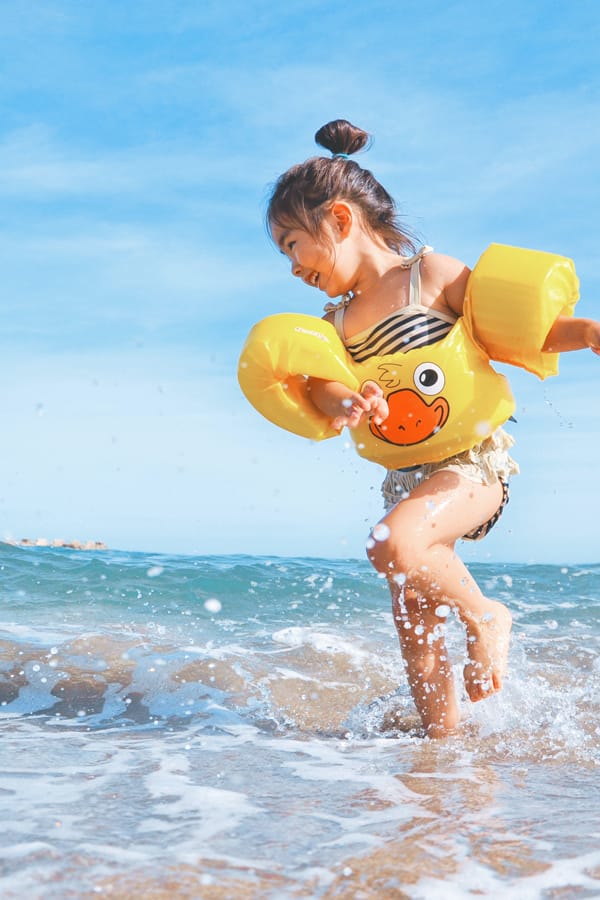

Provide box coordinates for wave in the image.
[0,546,598,760]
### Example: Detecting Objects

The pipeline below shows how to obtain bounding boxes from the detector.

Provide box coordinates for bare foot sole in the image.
[463,601,512,702]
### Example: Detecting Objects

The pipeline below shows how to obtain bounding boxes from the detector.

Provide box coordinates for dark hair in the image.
[267,119,417,254]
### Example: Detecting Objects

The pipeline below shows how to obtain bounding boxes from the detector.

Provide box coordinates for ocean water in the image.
[1,544,599,899]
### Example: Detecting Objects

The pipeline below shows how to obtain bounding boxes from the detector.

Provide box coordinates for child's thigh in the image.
[381,470,504,548]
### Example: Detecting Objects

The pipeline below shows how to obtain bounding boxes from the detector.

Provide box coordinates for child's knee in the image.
[366,536,388,573]
[366,524,393,570]
[366,528,414,577]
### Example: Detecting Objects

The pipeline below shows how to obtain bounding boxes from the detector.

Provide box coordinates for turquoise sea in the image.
[1,543,599,899]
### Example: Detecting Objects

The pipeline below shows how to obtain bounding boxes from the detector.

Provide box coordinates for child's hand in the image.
[586,321,600,355]
[331,381,389,431]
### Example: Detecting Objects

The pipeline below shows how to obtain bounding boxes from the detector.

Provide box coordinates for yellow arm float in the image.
[238,313,360,440]
[463,243,579,378]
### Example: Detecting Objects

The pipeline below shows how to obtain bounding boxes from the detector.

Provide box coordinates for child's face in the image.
[272,209,355,299]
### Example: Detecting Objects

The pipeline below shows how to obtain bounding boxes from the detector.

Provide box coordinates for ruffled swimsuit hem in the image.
[381,428,519,541]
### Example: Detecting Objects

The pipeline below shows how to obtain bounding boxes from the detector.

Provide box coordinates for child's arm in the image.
[543,316,600,356]
[307,378,389,431]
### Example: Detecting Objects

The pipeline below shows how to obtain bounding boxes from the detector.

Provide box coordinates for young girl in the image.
[261,119,600,738]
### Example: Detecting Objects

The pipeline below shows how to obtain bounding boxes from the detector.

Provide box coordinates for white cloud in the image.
[0,126,267,198]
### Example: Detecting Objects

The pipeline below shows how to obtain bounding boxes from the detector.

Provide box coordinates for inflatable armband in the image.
[238,313,359,441]
[464,243,579,378]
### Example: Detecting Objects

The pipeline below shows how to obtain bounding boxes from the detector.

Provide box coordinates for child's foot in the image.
[462,601,512,702]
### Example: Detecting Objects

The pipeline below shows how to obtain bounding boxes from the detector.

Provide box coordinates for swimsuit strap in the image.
[400,245,434,268]
[333,304,346,339]
[406,246,433,307]
[323,296,351,314]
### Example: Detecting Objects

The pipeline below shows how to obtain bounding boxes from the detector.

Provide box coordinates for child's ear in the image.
[329,201,353,238]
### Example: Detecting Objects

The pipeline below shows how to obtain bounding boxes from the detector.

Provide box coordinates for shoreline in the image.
[4,538,108,551]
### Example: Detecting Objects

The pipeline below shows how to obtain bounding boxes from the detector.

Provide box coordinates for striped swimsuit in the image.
[328,247,513,542]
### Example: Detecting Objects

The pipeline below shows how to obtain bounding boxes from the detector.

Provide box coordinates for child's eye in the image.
[287,241,296,252]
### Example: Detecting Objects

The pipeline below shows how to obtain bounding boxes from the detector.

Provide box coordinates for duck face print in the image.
[368,361,450,446]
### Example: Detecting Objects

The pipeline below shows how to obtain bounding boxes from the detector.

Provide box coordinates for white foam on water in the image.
[184,642,254,658]
[414,847,600,899]
[140,750,261,846]
[270,734,427,810]
[271,626,371,664]
[0,622,80,644]
[464,642,600,765]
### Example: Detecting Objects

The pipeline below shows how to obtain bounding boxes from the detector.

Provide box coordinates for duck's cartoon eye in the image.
[413,362,445,396]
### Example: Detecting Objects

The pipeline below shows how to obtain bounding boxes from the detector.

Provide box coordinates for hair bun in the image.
[314,119,371,157]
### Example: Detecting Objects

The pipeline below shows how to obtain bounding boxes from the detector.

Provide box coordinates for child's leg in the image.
[391,585,459,738]
[368,470,512,710]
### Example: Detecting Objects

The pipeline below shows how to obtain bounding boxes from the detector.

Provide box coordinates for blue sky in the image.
[1,0,598,562]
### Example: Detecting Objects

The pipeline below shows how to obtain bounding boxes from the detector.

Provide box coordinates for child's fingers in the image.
[334,391,389,430]
[361,380,383,399]
[332,402,363,430]
[342,393,369,413]
[369,397,389,425]
[355,394,374,411]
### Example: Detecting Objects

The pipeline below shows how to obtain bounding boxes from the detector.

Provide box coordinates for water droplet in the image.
[204,598,222,614]
[146,566,164,578]
[371,523,390,542]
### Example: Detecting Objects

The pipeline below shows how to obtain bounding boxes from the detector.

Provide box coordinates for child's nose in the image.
[291,260,303,277]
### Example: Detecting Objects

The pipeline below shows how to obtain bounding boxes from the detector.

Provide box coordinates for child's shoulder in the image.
[421,251,471,315]
[421,250,471,280]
